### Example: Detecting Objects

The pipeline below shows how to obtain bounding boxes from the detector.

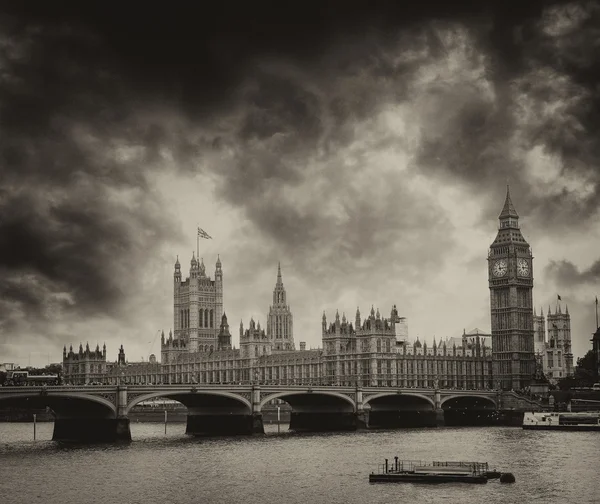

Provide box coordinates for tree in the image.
[556,350,597,390]
[0,371,6,386]
[574,350,597,386]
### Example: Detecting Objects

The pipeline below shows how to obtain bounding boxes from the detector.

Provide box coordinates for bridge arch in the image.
[259,391,356,410]
[363,392,435,409]
[0,392,117,416]
[440,395,497,408]
[125,390,252,415]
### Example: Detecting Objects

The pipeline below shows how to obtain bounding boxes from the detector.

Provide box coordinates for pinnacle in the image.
[499,185,519,219]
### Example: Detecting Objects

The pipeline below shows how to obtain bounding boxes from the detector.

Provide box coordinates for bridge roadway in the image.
[0,384,543,442]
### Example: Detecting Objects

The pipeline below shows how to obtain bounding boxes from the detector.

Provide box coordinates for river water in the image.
[0,422,598,504]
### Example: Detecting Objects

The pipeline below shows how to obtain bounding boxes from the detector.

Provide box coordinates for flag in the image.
[198,227,212,240]
[557,294,562,301]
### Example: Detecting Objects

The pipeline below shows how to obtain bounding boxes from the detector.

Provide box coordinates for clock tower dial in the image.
[517,258,530,277]
[492,260,507,277]
[488,186,536,391]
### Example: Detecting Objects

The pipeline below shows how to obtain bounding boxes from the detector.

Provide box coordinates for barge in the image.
[369,458,490,484]
[522,411,600,431]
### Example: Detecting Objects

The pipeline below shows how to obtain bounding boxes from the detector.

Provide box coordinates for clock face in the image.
[492,259,507,277]
[517,258,530,277]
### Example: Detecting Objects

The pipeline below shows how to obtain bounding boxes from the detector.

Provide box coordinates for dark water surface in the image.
[1,422,598,504]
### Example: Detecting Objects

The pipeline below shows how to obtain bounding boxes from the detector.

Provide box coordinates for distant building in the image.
[267,263,295,351]
[62,343,107,385]
[0,363,15,372]
[172,253,223,353]
[67,259,492,389]
[533,304,574,383]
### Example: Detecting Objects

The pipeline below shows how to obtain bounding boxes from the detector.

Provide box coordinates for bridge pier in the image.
[53,416,131,442]
[435,409,445,427]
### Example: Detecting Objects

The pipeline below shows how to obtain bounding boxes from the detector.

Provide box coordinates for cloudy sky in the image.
[1,1,599,367]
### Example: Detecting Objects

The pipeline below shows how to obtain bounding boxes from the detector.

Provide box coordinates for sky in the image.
[1,1,599,367]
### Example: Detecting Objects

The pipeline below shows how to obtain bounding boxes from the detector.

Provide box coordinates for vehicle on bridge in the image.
[5,370,61,387]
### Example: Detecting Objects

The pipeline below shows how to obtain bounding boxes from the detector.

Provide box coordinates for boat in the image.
[522,411,600,431]
[369,458,490,484]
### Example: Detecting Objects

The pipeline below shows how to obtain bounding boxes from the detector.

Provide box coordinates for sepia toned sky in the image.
[1,1,599,367]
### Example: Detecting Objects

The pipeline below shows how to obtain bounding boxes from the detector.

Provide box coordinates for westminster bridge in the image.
[0,384,544,441]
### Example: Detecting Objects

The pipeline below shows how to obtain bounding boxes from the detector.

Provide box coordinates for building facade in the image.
[173,254,223,353]
[62,343,107,385]
[488,187,536,390]
[63,241,498,389]
[533,304,574,383]
[267,263,295,351]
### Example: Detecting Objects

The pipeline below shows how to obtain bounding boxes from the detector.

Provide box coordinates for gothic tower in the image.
[547,303,573,380]
[267,262,295,351]
[488,186,535,390]
[172,254,223,353]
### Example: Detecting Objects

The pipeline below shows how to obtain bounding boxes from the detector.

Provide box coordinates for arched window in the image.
[263,346,266,354]
[255,346,258,357]
[204,309,209,328]
[199,310,203,328]
[209,345,213,353]
[386,340,391,352]
[377,339,382,352]
[210,309,213,328]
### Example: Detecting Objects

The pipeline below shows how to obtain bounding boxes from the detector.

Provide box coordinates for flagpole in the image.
[596,297,598,329]
[196,224,199,260]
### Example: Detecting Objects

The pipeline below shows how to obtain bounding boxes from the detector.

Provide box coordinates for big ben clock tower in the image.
[488,186,536,390]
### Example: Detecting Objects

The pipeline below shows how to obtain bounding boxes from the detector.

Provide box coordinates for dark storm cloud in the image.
[0,0,591,341]
[544,259,600,288]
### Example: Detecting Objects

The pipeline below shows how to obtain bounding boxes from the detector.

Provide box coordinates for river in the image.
[0,422,598,504]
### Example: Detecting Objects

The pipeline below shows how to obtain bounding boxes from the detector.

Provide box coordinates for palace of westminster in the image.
[62,188,574,390]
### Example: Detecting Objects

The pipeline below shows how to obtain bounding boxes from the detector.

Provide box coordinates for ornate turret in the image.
[355,307,361,328]
[218,312,232,351]
[499,185,519,221]
[117,344,126,365]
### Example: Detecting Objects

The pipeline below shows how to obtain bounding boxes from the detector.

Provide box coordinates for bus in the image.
[5,370,61,386]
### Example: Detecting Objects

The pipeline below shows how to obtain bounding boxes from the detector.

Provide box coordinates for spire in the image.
[499,185,519,219]
[565,304,569,315]
[558,303,562,314]
[191,251,197,266]
[216,254,221,268]
[174,255,180,269]
[277,261,282,285]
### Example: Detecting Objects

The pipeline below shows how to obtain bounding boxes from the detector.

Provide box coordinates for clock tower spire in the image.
[488,186,535,390]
